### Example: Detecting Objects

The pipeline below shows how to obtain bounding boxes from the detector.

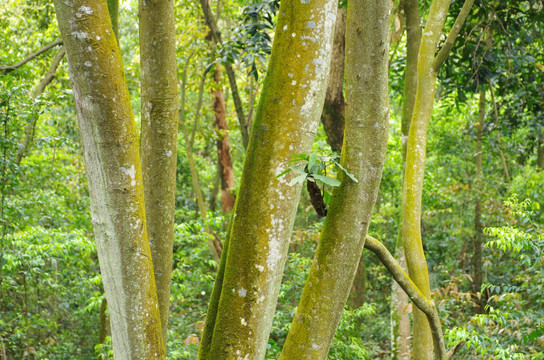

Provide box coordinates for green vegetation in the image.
[0,0,542,359]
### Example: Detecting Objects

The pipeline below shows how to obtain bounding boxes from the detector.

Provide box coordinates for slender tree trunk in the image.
[212,66,236,212]
[199,0,249,149]
[16,47,65,165]
[348,251,366,309]
[139,0,178,344]
[392,0,421,358]
[179,58,220,262]
[280,1,391,358]
[198,1,338,358]
[98,298,110,344]
[402,1,474,358]
[53,1,164,358]
[320,7,346,154]
[538,135,544,170]
[472,89,485,312]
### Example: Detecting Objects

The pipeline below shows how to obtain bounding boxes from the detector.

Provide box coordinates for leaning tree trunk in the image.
[392,0,421,358]
[139,0,178,344]
[280,0,391,358]
[212,66,236,212]
[53,0,164,359]
[402,0,474,358]
[197,1,338,359]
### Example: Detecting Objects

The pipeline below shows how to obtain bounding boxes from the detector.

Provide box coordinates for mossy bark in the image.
[53,1,164,358]
[279,0,391,358]
[139,0,178,344]
[402,0,474,358]
[392,0,421,358]
[199,1,338,359]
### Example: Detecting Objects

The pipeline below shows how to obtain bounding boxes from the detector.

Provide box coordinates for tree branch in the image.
[364,235,464,359]
[0,39,63,75]
[16,47,66,165]
[433,0,476,72]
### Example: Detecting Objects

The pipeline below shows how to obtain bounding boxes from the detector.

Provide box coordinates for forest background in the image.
[0,0,543,359]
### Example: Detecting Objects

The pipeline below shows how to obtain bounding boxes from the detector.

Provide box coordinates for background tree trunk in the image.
[472,88,485,312]
[212,66,235,212]
[198,1,338,358]
[53,0,165,358]
[280,0,391,358]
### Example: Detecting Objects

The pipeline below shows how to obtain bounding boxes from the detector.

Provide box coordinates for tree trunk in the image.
[198,1,338,358]
[538,135,544,170]
[139,0,178,344]
[53,1,165,358]
[392,0,421,357]
[212,66,236,212]
[402,1,474,358]
[348,251,366,309]
[280,0,391,358]
[472,88,485,312]
[320,8,346,153]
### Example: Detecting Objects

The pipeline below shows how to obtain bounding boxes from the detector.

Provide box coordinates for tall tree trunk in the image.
[320,7,346,153]
[197,1,338,358]
[472,89,485,312]
[53,1,164,358]
[212,66,236,212]
[402,1,474,358]
[392,0,421,358]
[139,0,178,344]
[280,0,391,358]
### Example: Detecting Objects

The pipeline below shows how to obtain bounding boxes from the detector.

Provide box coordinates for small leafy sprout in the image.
[276,151,358,188]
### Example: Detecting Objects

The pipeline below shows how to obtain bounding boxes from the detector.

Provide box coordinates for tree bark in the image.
[106,0,118,40]
[402,1,474,358]
[53,1,164,358]
[198,1,338,358]
[280,0,391,358]
[472,88,485,312]
[320,8,346,153]
[212,66,236,212]
[139,0,178,344]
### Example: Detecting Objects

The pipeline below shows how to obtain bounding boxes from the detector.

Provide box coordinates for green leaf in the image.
[313,174,340,187]
[288,173,307,186]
